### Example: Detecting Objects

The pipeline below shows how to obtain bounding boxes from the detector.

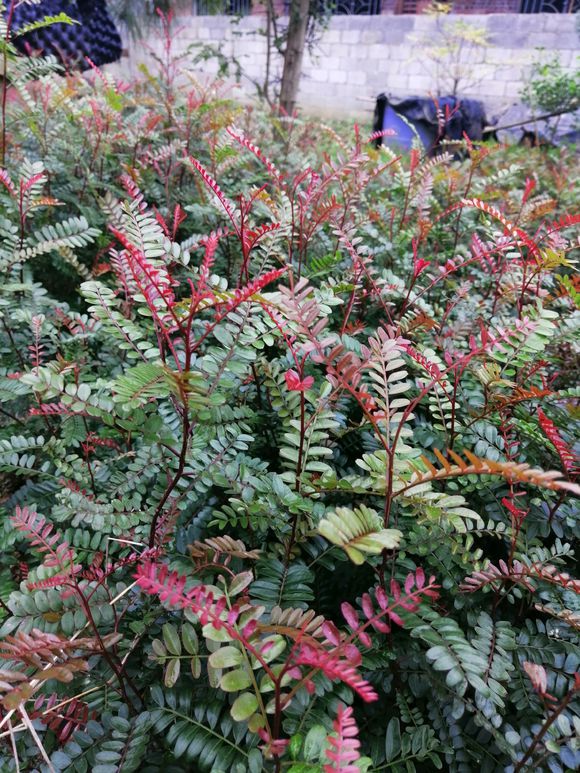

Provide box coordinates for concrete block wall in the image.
[120,12,579,119]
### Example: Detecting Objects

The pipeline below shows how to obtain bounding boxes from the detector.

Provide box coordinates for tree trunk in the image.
[279,0,311,115]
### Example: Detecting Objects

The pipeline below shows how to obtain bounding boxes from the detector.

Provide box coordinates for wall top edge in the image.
[181,13,579,24]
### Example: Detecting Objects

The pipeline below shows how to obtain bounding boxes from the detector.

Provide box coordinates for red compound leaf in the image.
[257,727,289,758]
[324,705,361,773]
[216,268,286,319]
[188,156,238,230]
[0,168,16,195]
[461,198,541,259]
[537,408,578,477]
[120,174,148,214]
[226,127,283,185]
[294,644,377,703]
[243,221,282,254]
[0,629,95,669]
[11,507,77,574]
[285,369,314,392]
[20,172,47,195]
[135,561,242,633]
[33,694,91,744]
[404,344,449,389]
[198,230,220,290]
[545,212,580,236]
[341,570,439,645]
[110,228,179,339]
[460,559,579,594]
[367,128,397,144]
[29,402,80,417]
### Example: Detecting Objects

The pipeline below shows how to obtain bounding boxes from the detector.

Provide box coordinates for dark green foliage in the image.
[0,13,578,773]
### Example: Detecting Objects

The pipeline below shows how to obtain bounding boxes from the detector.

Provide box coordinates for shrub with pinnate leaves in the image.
[0,12,579,773]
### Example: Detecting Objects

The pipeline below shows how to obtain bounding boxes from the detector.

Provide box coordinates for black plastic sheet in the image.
[6,0,122,70]
[373,94,493,154]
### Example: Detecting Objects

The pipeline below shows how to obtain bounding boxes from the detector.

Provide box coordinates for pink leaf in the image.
[285,369,314,392]
[322,621,341,646]
[523,661,547,695]
[323,705,361,772]
[361,593,374,620]
[375,586,388,610]
[415,567,425,589]
[413,258,430,278]
[341,602,359,631]
[295,644,377,703]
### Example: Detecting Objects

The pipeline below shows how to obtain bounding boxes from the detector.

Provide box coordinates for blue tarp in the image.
[374,94,491,153]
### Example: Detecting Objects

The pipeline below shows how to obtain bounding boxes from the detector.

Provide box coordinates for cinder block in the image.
[500,50,534,67]
[298,79,319,95]
[367,43,387,61]
[349,45,371,61]
[383,28,411,45]
[341,30,360,45]
[346,70,367,87]
[405,60,429,77]
[238,17,261,32]
[493,32,529,48]
[503,81,523,100]
[305,92,339,110]
[459,47,487,66]
[212,23,237,37]
[361,30,382,45]
[480,79,509,99]
[202,17,226,31]
[371,73,409,92]
[552,34,580,51]
[325,56,343,74]
[526,33,559,50]
[329,84,360,102]
[308,68,329,84]
[542,15,577,34]
[387,46,409,62]
[362,60,390,82]
[486,14,519,35]
[329,69,347,85]
[332,44,352,60]
[402,75,435,94]
[484,49,510,65]
[323,30,342,45]
[559,50,580,68]
[315,43,333,60]
[328,16,363,30]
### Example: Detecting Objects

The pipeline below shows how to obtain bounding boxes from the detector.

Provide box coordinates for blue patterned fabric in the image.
[7,0,122,70]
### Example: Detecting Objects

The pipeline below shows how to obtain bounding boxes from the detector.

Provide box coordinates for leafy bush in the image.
[0,17,579,773]
[520,51,580,142]
[521,52,580,116]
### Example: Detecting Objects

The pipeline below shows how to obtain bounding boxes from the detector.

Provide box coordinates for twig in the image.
[485,104,579,134]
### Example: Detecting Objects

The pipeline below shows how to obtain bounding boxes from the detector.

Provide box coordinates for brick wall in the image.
[119,12,579,119]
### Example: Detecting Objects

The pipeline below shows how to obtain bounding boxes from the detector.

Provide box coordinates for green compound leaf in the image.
[318,505,402,564]
[220,668,252,692]
[230,692,259,722]
[209,646,243,669]
[162,623,182,656]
